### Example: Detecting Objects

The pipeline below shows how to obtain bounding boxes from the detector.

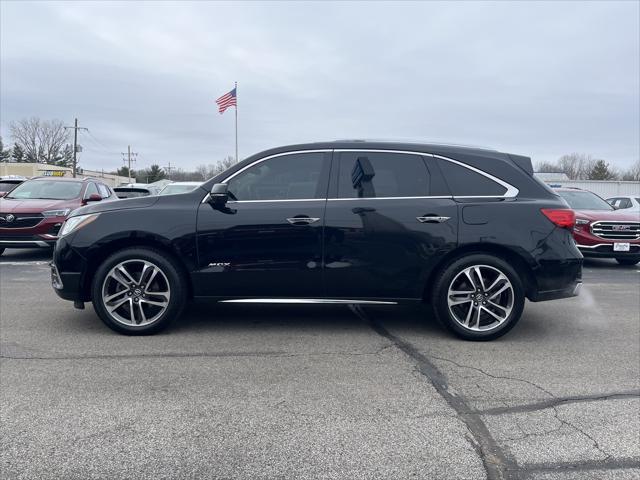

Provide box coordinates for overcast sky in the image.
[1,1,639,173]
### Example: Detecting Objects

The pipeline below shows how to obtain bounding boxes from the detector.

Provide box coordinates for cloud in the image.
[1,1,638,172]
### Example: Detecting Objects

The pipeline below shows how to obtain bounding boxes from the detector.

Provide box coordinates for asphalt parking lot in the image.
[1,249,639,479]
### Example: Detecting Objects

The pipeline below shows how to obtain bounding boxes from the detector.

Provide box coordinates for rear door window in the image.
[435,158,508,197]
[336,152,430,198]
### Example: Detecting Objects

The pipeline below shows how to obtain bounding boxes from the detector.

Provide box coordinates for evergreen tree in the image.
[53,144,74,168]
[117,166,135,180]
[11,143,25,163]
[588,159,617,180]
[143,164,166,183]
[0,136,11,161]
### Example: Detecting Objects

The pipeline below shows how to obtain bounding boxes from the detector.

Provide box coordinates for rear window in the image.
[98,184,111,198]
[556,190,614,211]
[114,189,150,198]
[436,159,507,197]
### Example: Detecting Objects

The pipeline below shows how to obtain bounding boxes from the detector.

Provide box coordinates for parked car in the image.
[0,177,117,255]
[113,185,156,199]
[52,141,582,340]
[555,188,640,265]
[158,182,202,195]
[0,176,27,198]
[606,195,640,213]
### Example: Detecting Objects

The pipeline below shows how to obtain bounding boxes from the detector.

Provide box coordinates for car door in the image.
[323,150,458,300]
[194,151,332,298]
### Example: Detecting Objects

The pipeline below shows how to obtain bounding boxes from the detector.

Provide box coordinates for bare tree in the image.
[10,117,70,164]
[212,156,238,175]
[621,160,640,181]
[534,161,564,173]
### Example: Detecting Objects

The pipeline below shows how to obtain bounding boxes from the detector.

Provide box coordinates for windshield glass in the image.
[6,180,83,200]
[0,181,22,192]
[159,184,198,195]
[115,189,149,198]
[557,190,614,211]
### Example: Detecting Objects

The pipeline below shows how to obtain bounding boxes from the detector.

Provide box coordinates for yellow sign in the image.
[41,170,66,177]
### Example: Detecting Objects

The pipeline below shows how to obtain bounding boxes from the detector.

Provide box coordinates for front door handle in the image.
[417,216,450,223]
[287,217,320,225]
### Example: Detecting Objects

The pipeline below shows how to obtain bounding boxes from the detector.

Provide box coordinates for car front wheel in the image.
[91,247,187,335]
[432,254,525,341]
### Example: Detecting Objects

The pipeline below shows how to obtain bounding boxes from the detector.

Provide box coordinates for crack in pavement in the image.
[519,457,640,476]
[0,349,390,361]
[349,305,517,480]
[427,354,557,399]
[479,391,640,416]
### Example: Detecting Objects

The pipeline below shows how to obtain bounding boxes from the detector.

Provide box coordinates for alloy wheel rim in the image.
[447,264,514,332]
[101,259,171,327]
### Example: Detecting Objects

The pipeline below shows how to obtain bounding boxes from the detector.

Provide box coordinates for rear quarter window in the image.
[436,158,507,197]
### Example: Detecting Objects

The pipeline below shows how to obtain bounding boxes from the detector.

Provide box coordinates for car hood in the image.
[71,195,160,217]
[0,197,79,213]
[574,209,640,222]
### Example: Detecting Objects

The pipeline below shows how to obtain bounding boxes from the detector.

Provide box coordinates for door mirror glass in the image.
[209,183,229,207]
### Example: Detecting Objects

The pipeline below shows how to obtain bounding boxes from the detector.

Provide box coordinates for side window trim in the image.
[331,149,519,199]
[205,148,519,202]
[222,150,333,203]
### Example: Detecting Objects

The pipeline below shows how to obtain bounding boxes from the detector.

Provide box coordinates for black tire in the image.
[615,257,640,266]
[91,247,188,335]
[431,254,525,341]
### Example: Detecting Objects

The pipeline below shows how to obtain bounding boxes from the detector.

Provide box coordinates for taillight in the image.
[541,208,575,229]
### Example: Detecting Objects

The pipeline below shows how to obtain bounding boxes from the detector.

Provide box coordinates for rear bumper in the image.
[529,281,582,302]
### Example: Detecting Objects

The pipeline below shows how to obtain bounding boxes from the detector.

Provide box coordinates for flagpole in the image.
[234,81,238,162]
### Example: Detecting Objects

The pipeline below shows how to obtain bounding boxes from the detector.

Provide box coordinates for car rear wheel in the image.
[432,254,525,341]
[91,248,187,335]
[615,257,640,266]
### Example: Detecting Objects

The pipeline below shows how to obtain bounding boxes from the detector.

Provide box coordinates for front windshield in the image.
[0,182,21,192]
[160,184,198,195]
[557,190,614,211]
[6,180,83,200]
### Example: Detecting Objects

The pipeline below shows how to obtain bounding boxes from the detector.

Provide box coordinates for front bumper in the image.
[0,235,57,248]
[577,243,640,259]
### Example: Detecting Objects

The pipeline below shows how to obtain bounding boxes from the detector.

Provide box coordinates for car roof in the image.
[164,182,201,186]
[254,140,500,157]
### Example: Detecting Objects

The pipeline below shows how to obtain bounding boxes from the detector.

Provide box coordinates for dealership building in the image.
[0,162,128,187]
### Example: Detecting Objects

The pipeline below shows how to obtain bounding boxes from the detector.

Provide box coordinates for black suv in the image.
[52,141,582,340]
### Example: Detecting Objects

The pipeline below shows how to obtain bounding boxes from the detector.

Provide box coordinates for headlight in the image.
[60,214,99,237]
[42,209,71,217]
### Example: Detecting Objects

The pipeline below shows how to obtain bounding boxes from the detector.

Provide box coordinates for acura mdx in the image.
[52,141,583,340]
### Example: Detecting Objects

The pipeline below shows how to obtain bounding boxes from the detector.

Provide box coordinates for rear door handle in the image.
[417,216,450,223]
[287,217,320,225]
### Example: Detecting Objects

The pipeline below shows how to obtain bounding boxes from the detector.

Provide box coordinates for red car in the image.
[0,177,117,256]
[555,188,640,265]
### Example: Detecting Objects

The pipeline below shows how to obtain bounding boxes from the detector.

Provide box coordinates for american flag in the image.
[216,87,237,114]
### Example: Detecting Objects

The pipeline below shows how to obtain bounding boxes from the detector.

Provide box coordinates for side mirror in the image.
[84,193,103,204]
[208,183,229,208]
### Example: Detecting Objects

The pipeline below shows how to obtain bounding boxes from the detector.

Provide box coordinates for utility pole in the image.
[64,118,88,178]
[121,146,138,184]
[163,161,175,179]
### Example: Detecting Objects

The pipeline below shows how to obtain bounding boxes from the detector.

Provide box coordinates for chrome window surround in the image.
[202,148,519,203]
